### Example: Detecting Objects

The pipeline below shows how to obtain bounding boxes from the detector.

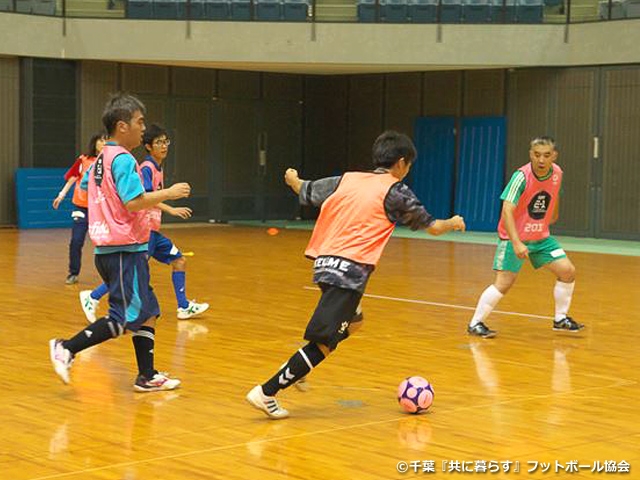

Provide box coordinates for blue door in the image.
[454,117,506,231]
[412,117,456,219]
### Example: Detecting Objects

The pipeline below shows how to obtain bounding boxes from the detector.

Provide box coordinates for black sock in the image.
[132,326,156,379]
[262,343,325,396]
[62,317,122,354]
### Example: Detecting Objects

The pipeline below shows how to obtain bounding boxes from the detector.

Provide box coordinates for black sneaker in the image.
[553,316,584,332]
[467,322,497,338]
[133,372,181,392]
[65,274,78,285]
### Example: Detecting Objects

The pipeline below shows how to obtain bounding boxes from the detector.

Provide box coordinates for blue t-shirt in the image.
[140,156,162,193]
[83,146,148,254]
[111,153,145,203]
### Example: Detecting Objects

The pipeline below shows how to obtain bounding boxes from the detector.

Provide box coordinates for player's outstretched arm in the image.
[52,178,77,209]
[157,203,193,219]
[126,183,191,212]
[287,169,341,207]
[426,215,466,236]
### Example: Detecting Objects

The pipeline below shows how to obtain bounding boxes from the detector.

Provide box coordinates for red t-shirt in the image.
[64,155,96,208]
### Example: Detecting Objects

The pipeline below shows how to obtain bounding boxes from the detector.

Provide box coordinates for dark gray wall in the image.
[600,67,640,239]
[0,58,20,226]
[21,58,77,168]
[507,68,597,237]
[80,61,119,146]
[303,76,349,179]
[3,58,640,239]
[507,66,640,239]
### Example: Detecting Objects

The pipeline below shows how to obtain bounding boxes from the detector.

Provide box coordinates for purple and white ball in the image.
[397,376,434,414]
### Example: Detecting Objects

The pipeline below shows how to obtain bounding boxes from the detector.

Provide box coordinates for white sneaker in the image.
[49,339,73,384]
[177,300,209,320]
[134,372,181,392]
[246,385,289,419]
[79,290,99,323]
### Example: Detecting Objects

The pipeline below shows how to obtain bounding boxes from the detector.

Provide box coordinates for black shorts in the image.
[304,283,363,351]
[94,251,160,332]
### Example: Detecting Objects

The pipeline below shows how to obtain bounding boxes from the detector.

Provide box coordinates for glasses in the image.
[153,139,171,147]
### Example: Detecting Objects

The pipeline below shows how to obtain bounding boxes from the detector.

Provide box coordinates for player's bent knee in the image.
[317,343,332,357]
[560,265,576,282]
[141,316,157,329]
[172,256,186,270]
[494,271,517,294]
[106,318,125,338]
[495,281,514,295]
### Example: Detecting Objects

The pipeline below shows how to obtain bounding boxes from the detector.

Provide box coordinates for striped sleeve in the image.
[500,170,526,205]
[384,182,435,230]
[299,176,342,207]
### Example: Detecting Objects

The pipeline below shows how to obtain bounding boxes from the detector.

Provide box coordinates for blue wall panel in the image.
[411,117,456,219]
[454,117,506,231]
[15,168,74,229]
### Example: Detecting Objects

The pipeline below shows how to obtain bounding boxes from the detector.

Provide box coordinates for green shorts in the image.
[493,236,567,273]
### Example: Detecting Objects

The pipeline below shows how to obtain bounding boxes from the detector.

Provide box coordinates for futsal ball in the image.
[266,227,279,236]
[397,376,434,414]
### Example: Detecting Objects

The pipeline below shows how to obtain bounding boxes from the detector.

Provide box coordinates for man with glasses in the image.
[80,124,209,322]
[466,136,584,338]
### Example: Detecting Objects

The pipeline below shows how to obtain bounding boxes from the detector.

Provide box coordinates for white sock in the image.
[469,285,504,327]
[554,280,575,321]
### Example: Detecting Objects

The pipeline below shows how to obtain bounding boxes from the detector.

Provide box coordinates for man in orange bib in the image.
[246,131,465,419]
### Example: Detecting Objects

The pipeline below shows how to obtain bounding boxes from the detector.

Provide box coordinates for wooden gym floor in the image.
[0,225,638,479]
